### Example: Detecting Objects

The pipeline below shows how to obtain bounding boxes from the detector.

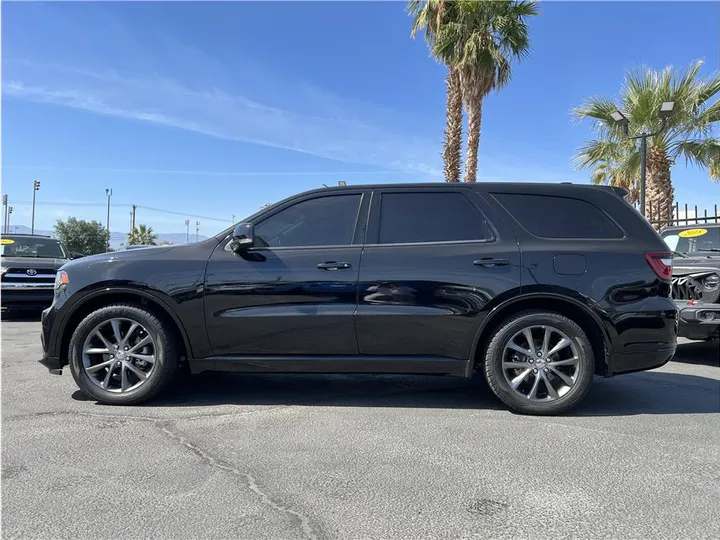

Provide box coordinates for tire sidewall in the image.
[484,312,595,414]
[69,305,175,405]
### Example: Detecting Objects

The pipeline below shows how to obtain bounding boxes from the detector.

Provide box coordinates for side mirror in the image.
[70,252,84,260]
[229,223,255,252]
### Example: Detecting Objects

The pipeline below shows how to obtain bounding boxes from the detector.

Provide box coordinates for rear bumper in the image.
[609,344,676,375]
[677,300,720,340]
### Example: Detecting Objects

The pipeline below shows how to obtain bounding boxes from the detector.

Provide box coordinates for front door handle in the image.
[473,258,509,268]
[317,261,352,270]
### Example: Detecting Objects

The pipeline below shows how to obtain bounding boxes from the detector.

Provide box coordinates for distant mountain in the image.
[4,225,209,249]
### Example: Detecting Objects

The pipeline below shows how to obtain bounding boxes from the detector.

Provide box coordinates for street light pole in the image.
[185,219,190,243]
[610,101,675,218]
[105,188,113,251]
[31,180,41,234]
[2,194,8,234]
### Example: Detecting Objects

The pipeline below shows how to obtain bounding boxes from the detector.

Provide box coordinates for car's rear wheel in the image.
[69,304,179,405]
[483,310,595,415]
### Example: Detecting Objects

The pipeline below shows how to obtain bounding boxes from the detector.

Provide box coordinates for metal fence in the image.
[647,201,719,230]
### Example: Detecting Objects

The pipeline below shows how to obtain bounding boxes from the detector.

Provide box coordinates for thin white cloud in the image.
[3,61,445,177]
[2,165,417,176]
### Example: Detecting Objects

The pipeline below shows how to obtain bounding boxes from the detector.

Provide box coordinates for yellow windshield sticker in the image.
[1,238,15,245]
[678,228,708,238]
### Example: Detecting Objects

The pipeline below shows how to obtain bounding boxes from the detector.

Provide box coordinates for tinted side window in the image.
[255,194,361,247]
[378,192,492,244]
[492,193,624,239]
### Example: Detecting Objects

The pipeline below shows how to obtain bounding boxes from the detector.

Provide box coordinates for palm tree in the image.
[433,1,538,183]
[127,224,158,246]
[409,0,463,182]
[573,60,720,225]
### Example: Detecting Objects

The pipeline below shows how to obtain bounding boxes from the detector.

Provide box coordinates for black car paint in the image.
[40,183,678,380]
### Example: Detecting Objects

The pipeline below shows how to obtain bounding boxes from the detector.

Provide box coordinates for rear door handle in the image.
[317,261,352,270]
[473,258,509,267]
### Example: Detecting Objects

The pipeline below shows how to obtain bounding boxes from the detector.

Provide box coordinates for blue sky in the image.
[2,1,719,236]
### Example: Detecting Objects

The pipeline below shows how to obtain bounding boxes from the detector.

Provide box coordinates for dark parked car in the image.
[661,223,720,341]
[1,234,75,311]
[39,183,678,415]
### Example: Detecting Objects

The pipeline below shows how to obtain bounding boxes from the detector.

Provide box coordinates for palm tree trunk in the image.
[443,69,463,183]
[463,95,483,183]
[645,145,674,229]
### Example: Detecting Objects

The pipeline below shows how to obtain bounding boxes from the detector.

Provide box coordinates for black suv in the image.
[40,183,678,415]
[661,223,720,341]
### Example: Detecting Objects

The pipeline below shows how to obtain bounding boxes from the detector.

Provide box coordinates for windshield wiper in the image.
[699,248,720,252]
[672,251,689,258]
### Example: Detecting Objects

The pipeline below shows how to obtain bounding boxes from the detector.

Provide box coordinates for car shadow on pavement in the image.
[672,340,719,368]
[135,343,719,416]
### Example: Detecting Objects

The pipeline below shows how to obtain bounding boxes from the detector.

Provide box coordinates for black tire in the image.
[68,303,179,405]
[483,310,595,415]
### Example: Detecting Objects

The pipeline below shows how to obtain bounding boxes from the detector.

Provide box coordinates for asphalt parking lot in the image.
[2,315,719,540]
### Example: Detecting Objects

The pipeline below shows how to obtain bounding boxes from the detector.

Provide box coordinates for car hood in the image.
[61,240,220,270]
[672,255,720,276]
[64,245,172,267]
[1,256,69,270]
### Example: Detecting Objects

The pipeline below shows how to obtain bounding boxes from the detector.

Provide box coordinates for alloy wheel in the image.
[81,318,157,393]
[501,324,581,402]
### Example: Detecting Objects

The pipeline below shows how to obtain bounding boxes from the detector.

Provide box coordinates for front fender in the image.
[50,283,203,365]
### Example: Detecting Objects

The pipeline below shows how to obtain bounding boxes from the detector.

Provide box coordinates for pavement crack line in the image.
[159,422,322,540]
[11,409,323,539]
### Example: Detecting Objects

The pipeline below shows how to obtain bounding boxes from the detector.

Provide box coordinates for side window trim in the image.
[365,189,497,246]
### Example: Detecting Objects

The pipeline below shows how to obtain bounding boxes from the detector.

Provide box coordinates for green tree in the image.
[431,0,538,183]
[54,217,108,255]
[409,0,463,182]
[573,60,720,224]
[127,224,158,246]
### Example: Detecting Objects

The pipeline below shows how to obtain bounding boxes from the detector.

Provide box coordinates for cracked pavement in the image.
[2,316,720,539]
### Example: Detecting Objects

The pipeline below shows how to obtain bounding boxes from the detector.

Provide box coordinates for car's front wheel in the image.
[483,310,595,415]
[68,303,179,405]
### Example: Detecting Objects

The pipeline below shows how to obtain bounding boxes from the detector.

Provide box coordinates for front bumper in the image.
[677,300,720,340]
[40,306,64,374]
[1,284,54,307]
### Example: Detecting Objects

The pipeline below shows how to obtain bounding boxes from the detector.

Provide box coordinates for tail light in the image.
[645,252,673,281]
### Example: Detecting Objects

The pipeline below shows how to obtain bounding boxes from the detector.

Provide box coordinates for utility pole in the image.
[195,221,200,243]
[7,206,13,233]
[130,205,137,230]
[2,194,7,234]
[105,188,113,251]
[185,219,190,243]
[232,214,236,224]
[31,180,41,234]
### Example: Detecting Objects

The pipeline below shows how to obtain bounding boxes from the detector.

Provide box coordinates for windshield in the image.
[661,227,720,254]
[0,237,69,259]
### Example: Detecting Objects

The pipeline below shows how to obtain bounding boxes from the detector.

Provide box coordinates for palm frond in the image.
[669,138,720,180]
[573,60,720,189]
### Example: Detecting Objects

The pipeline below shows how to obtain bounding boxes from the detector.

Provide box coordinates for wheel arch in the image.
[468,292,612,377]
[58,287,192,367]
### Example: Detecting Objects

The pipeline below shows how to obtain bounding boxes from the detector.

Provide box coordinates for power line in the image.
[136,205,231,223]
[10,200,232,223]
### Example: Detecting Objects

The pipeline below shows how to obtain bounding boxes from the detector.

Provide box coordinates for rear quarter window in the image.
[491,193,624,239]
